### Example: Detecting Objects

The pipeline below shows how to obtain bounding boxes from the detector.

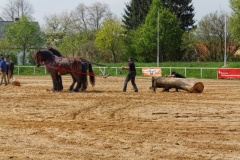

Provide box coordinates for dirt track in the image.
[0,75,240,160]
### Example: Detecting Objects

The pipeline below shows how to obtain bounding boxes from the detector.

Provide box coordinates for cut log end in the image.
[190,82,204,93]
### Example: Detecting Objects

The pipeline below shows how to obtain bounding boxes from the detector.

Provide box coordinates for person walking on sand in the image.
[122,57,138,92]
[0,56,7,86]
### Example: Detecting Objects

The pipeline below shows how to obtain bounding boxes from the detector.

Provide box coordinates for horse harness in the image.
[48,55,87,75]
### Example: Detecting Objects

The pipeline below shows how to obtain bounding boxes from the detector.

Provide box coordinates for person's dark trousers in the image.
[123,71,138,92]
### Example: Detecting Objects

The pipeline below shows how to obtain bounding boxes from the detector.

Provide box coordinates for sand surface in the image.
[0,75,240,160]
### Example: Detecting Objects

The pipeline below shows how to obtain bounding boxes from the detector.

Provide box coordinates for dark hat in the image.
[128,57,133,60]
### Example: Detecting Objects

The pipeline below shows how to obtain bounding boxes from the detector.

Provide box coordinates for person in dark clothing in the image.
[122,57,138,92]
[0,56,7,86]
[170,71,185,78]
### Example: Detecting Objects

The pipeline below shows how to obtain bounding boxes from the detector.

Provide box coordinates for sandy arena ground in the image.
[0,75,240,160]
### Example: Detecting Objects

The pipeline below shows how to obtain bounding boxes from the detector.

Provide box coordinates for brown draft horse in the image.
[47,47,95,91]
[32,50,95,92]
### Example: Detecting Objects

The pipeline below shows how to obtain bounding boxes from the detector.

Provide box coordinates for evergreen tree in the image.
[122,0,153,30]
[161,0,195,31]
[127,0,183,62]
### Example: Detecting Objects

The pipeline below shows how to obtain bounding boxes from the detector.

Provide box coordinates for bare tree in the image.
[1,0,34,21]
[2,0,16,21]
[43,13,60,33]
[59,11,75,34]
[88,2,112,30]
[72,3,89,31]
[42,1,114,49]
[43,11,76,47]
[194,10,235,61]
[43,11,76,34]
[14,0,34,18]
[72,1,113,32]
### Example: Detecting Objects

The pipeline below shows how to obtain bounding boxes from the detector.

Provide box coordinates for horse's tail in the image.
[6,61,14,83]
[88,63,95,87]
[10,62,14,80]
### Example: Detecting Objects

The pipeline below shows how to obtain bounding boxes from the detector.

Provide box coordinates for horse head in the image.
[32,50,42,67]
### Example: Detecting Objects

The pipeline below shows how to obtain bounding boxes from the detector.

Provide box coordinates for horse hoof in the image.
[162,89,169,92]
[73,89,79,92]
[52,89,61,92]
[149,86,154,90]
[68,90,76,93]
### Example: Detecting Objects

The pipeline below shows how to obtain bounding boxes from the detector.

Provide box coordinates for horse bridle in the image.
[35,50,42,67]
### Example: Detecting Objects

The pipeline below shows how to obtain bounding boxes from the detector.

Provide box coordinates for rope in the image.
[45,59,96,76]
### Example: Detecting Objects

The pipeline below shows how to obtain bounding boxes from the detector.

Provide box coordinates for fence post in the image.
[200,68,202,78]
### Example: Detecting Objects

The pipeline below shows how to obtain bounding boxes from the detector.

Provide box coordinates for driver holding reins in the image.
[121,57,138,92]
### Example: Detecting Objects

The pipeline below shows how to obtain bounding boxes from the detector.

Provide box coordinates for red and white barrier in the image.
[218,68,240,79]
[142,68,161,77]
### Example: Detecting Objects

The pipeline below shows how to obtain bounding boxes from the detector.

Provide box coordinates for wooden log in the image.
[150,76,204,93]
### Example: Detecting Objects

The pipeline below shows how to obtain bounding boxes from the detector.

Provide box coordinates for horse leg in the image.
[87,63,95,87]
[80,63,88,91]
[10,62,14,83]
[7,69,11,84]
[68,74,77,92]
[50,73,59,92]
[57,74,63,91]
[80,74,88,91]
[72,74,82,92]
[7,70,11,84]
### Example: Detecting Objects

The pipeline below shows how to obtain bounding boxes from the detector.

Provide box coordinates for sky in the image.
[0,0,232,26]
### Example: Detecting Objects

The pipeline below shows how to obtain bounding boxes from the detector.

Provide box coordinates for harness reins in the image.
[44,55,95,76]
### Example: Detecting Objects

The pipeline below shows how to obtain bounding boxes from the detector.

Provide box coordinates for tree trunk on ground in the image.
[150,76,204,93]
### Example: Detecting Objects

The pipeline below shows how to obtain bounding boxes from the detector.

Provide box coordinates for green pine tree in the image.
[161,0,196,31]
[122,0,153,30]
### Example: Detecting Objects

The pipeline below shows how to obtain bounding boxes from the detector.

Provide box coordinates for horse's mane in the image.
[39,50,55,61]
[48,48,62,57]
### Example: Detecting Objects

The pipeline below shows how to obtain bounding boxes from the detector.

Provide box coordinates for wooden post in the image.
[150,76,204,93]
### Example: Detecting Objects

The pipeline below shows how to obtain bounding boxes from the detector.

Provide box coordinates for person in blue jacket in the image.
[0,56,7,86]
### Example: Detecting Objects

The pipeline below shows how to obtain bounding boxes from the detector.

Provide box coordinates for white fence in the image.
[14,66,218,79]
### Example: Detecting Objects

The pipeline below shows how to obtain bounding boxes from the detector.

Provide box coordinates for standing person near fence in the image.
[121,57,138,92]
[0,56,7,86]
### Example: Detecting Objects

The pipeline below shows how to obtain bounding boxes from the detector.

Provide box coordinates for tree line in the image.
[0,0,240,65]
